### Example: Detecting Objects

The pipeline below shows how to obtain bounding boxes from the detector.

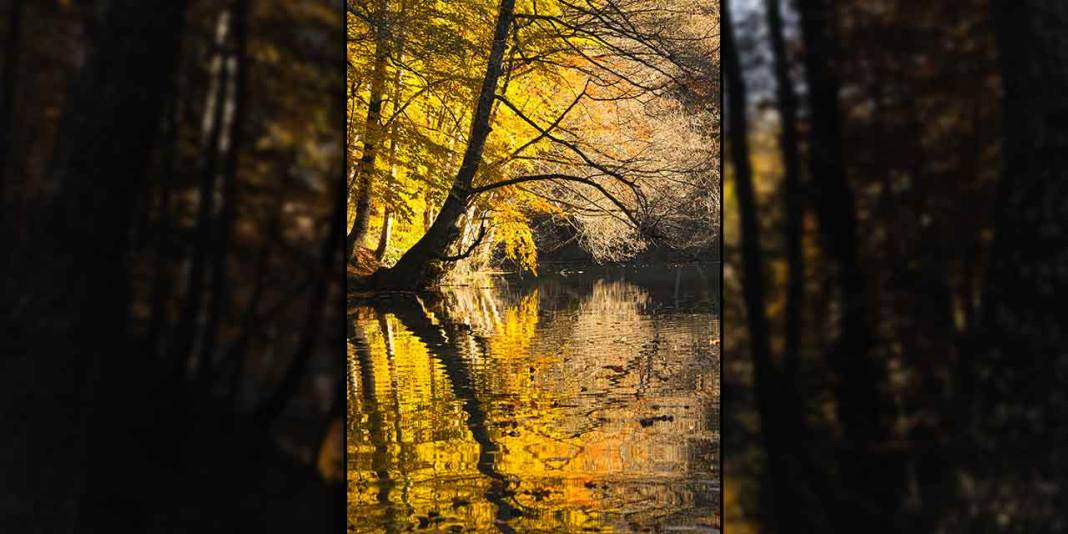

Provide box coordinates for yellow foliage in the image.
[492,202,539,275]
[347,1,599,271]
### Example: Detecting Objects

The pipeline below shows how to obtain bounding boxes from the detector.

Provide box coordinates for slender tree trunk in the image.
[796,0,892,526]
[169,7,233,378]
[967,2,1068,524]
[346,0,390,261]
[0,0,25,197]
[374,0,517,289]
[198,0,251,381]
[375,208,393,261]
[423,204,434,232]
[724,5,823,531]
[765,0,805,378]
[374,22,406,264]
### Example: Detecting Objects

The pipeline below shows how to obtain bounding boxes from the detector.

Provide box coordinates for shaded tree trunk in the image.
[373,0,517,289]
[168,7,234,378]
[0,0,186,529]
[223,154,293,401]
[346,0,390,261]
[796,0,893,527]
[765,0,805,377]
[375,207,393,261]
[724,5,823,531]
[143,78,182,360]
[198,0,251,381]
[374,22,406,264]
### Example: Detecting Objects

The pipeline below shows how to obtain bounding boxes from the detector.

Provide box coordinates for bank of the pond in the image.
[348,240,720,293]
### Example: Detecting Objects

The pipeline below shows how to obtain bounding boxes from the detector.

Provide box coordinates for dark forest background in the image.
[723,0,1068,532]
[1,0,345,531]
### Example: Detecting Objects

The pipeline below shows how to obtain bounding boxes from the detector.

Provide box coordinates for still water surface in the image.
[348,265,719,532]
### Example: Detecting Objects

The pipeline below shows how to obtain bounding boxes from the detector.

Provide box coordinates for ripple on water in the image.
[348,266,720,532]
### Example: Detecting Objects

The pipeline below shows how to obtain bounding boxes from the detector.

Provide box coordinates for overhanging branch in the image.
[468,173,641,228]
[435,222,488,262]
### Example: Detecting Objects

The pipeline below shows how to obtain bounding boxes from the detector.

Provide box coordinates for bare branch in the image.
[436,222,488,262]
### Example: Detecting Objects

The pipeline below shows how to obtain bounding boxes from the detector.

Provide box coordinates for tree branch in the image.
[468,173,640,228]
[435,222,488,262]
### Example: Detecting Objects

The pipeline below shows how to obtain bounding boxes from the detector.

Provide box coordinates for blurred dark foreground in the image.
[723,0,1068,532]
[721,0,1068,531]
[1,1,345,531]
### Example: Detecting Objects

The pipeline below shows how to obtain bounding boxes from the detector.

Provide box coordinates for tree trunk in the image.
[0,0,186,529]
[375,207,393,261]
[198,0,251,381]
[765,0,805,378]
[374,0,517,289]
[374,24,406,265]
[968,2,1068,525]
[346,0,390,261]
[796,0,892,526]
[168,7,233,378]
[724,5,824,531]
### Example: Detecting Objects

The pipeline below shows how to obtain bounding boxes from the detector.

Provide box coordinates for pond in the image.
[347,264,720,533]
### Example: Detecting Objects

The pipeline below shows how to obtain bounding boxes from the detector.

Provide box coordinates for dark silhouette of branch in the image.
[436,222,488,262]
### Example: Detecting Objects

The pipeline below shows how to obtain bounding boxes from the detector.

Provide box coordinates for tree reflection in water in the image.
[348,266,720,532]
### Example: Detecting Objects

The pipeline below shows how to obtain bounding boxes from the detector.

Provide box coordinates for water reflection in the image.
[348,265,720,532]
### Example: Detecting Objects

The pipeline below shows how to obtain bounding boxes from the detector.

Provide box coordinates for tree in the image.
[724,2,827,530]
[370,0,517,288]
[346,0,391,261]
[2,0,187,528]
[349,0,717,289]
[795,0,895,526]
[765,0,804,376]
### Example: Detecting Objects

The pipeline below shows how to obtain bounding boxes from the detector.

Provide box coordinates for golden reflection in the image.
[348,271,719,532]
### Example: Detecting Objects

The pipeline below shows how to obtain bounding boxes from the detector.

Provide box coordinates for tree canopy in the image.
[346,0,719,286]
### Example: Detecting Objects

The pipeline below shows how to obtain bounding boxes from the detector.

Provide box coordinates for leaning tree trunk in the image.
[346,0,390,261]
[967,2,1068,526]
[373,0,517,289]
[0,0,186,529]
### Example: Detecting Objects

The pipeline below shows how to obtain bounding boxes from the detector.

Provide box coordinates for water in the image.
[347,264,720,533]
